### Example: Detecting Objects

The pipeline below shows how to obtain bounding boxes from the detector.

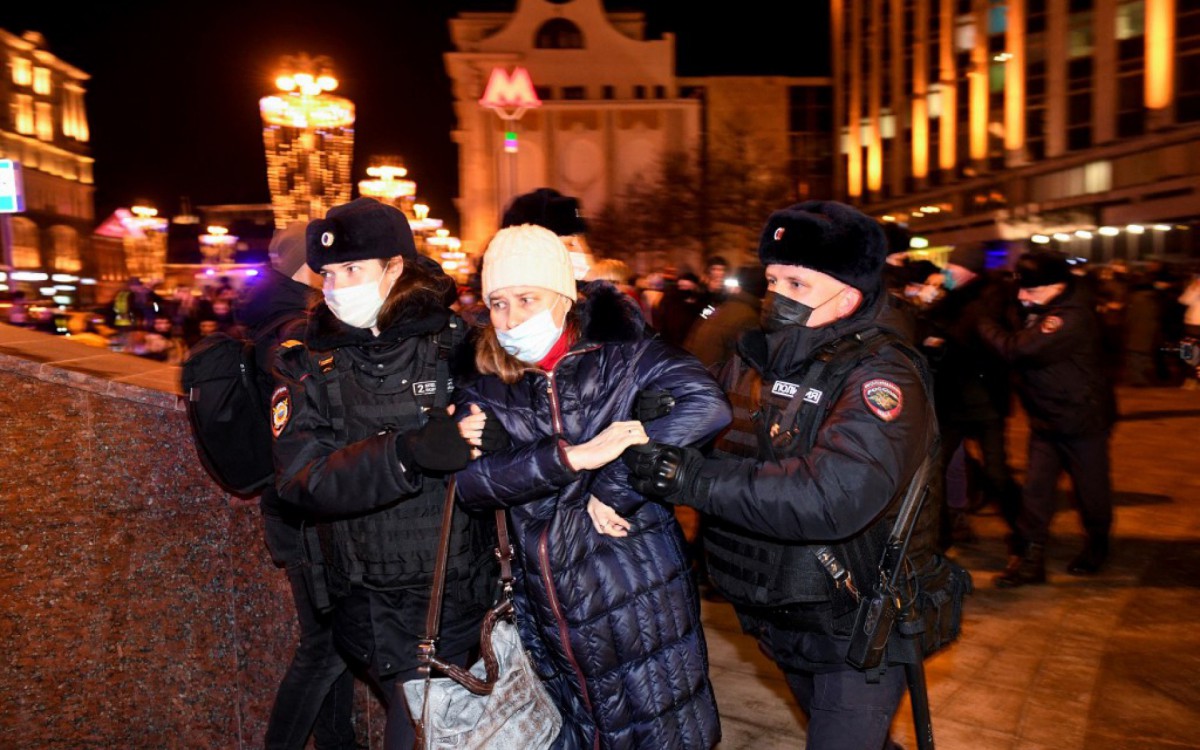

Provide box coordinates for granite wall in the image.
[0,352,383,747]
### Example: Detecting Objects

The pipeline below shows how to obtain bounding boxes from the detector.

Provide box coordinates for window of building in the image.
[633,85,646,99]
[1068,11,1094,57]
[654,85,666,99]
[10,217,40,268]
[535,19,584,49]
[13,94,34,135]
[990,61,1006,93]
[49,226,81,273]
[1116,1,1144,39]
[602,85,615,99]
[35,102,53,141]
[33,67,51,95]
[955,14,976,52]
[562,85,586,100]
[535,85,553,101]
[12,57,32,86]
[988,2,1007,35]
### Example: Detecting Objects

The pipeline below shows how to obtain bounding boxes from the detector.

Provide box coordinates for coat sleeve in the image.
[591,340,733,515]
[683,351,931,542]
[452,380,579,512]
[978,305,1090,367]
[270,348,428,518]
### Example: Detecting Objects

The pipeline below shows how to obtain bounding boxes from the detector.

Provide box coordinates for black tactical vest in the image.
[704,329,939,634]
[312,322,492,591]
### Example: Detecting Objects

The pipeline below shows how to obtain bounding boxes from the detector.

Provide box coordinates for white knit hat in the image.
[482,224,578,306]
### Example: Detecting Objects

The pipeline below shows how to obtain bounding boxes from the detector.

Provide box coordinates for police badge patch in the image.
[1040,315,1063,333]
[862,379,903,422]
[271,385,291,438]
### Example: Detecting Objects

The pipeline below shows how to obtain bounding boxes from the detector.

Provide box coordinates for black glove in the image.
[632,389,675,422]
[622,441,703,499]
[396,407,472,473]
[479,411,512,452]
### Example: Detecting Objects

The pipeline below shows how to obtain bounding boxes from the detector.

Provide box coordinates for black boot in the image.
[994,543,1046,588]
[1067,535,1108,575]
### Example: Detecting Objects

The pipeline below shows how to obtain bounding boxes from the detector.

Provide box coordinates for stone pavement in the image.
[703,385,1200,750]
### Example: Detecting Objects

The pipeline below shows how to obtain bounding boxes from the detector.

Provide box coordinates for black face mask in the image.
[1020,299,1046,316]
[761,292,816,333]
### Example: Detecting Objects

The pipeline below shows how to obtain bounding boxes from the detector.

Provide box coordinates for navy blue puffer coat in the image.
[454,283,731,750]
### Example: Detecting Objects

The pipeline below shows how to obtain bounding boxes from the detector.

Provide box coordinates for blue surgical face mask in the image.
[496,305,565,363]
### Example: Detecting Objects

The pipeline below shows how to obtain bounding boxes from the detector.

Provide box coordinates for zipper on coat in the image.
[533,344,603,749]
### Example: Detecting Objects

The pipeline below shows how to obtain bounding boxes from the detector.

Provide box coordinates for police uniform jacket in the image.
[680,293,940,670]
[978,280,1115,437]
[270,289,495,678]
[455,282,730,750]
[235,268,318,567]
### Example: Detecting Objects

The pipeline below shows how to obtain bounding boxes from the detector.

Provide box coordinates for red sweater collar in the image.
[537,330,574,370]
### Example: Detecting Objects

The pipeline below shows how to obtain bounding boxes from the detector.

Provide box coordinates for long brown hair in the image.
[375,255,456,331]
[475,305,581,384]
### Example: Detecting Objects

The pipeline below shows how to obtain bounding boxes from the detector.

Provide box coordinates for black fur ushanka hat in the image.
[757,200,888,292]
[306,197,417,273]
[501,187,587,236]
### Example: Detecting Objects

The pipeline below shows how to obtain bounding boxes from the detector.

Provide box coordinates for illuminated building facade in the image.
[0,28,95,299]
[444,0,834,261]
[832,0,1199,261]
[259,55,354,229]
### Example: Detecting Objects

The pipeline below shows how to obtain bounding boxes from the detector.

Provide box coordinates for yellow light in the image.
[442,260,459,271]
[414,204,429,221]
[1076,230,1094,239]
[367,165,408,179]
[1153,224,1171,231]
[910,237,930,249]
[276,76,296,92]
[1053,233,1072,242]
[1127,224,1145,234]
[911,211,925,218]
[882,215,896,222]
[1031,235,1050,244]
[131,205,158,218]
[206,225,228,236]
[436,229,449,238]
[1145,0,1176,110]
[912,97,928,179]
[317,75,338,92]
[1098,226,1120,237]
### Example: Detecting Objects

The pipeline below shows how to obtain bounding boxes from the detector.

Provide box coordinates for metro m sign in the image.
[0,160,25,214]
[479,66,541,117]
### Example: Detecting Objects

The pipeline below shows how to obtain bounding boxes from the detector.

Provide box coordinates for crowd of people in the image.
[10,187,1196,749]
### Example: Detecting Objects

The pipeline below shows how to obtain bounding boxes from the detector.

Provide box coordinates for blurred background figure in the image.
[684,262,768,372]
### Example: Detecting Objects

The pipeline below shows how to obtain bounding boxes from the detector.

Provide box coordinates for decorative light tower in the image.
[259,54,355,229]
[357,157,417,216]
[124,203,169,282]
[198,224,238,268]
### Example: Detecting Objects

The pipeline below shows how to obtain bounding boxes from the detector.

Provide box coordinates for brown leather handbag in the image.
[403,479,562,749]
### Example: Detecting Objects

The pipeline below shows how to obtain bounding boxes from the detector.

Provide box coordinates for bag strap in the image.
[418,478,513,697]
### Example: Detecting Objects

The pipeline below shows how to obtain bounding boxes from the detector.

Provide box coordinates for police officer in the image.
[238,221,356,750]
[978,250,1115,586]
[626,201,960,750]
[270,198,497,750]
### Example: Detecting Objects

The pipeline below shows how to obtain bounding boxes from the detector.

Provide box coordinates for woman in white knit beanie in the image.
[452,223,730,748]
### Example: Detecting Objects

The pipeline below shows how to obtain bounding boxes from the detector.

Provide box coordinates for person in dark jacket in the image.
[684,262,768,372]
[453,224,730,750]
[238,221,356,750]
[911,251,1020,550]
[979,250,1116,586]
[626,202,967,750]
[270,198,496,750]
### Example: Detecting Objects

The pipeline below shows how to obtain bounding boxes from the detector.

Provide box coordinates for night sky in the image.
[1,1,829,234]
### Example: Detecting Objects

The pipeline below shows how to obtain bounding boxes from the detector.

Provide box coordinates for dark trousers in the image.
[371,648,472,750]
[265,562,356,750]
[941,418,1020,530]
[782,666,907,750]
[1019,431,1113,547]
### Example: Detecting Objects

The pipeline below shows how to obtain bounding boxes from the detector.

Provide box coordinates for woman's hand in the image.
[563,420,648,471]
[587,495,631,537]
[456,403,485,459]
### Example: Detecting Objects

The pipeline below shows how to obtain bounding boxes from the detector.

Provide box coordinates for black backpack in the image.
[181,332,275,497]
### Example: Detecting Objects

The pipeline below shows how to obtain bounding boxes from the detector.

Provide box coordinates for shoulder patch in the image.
[270,385,291,438]
[280,339,304,349]
[862,378,904,422]
[1040,315,1063,334]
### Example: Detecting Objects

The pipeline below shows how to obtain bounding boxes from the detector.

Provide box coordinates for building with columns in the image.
[832,0,1199,262]
[444,0,834,262]
[0,29,95,292]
